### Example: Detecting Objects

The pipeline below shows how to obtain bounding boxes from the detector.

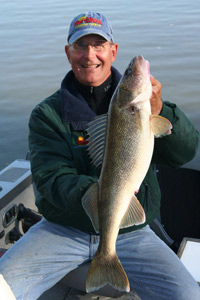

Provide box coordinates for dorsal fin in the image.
[86,114,108,168]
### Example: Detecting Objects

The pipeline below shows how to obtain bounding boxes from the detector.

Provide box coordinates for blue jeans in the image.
[0,218,199,300]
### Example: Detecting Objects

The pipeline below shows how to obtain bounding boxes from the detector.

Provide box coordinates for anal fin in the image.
[120,195,146,228]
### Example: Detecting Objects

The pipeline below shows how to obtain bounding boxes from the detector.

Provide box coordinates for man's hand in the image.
[150,75,163,115]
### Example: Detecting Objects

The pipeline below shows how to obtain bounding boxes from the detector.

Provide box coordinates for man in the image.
[0,11,199,300]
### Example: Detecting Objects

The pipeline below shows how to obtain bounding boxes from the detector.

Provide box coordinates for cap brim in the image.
[68,29,112,45]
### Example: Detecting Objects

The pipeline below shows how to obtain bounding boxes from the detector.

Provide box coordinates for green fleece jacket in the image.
[28,68,199,234]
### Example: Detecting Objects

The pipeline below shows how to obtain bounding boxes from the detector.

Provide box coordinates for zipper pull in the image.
[90,87,93,93]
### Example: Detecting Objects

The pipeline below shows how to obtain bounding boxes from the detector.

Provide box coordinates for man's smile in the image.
[82,64,101,69]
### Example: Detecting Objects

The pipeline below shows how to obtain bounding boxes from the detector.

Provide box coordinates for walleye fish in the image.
[82,55,172,293]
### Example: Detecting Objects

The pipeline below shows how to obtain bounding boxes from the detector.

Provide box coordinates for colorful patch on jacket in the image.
[72,136,89,148]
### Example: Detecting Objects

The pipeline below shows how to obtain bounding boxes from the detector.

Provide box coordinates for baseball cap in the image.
[67,12,114,45]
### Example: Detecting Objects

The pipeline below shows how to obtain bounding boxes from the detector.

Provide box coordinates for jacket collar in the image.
[60,66,121,130]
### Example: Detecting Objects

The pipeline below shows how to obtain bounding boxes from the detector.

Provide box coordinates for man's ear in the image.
[111,43,118,63]
[65,45,71,64]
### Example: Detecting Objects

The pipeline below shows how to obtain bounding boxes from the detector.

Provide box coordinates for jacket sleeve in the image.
[28,96,98,214]
[152,101,199,167]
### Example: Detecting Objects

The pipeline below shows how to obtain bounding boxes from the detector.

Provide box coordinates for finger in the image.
[150,75,161,90]
[150,75,156,85]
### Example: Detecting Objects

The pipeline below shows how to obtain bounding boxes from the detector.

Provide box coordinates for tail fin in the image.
[86,252,130,293]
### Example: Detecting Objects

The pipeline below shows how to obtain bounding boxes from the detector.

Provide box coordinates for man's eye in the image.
[78,42,87,49]
[93,44,102,50]
[73,41,107,52]
[74,42,86,49]
[94,43,106,50]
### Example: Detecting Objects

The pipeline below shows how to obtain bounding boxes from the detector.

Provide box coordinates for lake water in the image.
[0,0,200,171]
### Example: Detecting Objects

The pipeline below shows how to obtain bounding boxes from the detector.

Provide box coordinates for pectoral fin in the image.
[82,182,99,233]
[120,195,146,228]
[150,115,172,138]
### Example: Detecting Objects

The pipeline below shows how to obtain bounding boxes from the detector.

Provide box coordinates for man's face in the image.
[65,34,118,86]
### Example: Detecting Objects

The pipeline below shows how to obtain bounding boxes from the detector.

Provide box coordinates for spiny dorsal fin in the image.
[150,115,172,138]
[86,114,108,168]
[120,195,146,228]
[82,182,99,233]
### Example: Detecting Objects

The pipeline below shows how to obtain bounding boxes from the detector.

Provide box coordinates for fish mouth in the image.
[124,55,150,79]
[137,55,150,74]
[120,55,152,103]
[133,55,151,82]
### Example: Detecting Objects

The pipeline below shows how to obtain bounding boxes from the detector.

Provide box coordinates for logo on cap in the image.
[74,15,102,29]
[68,12,114,45]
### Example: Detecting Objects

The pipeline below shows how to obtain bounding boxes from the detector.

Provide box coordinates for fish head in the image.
[118,55,152,106]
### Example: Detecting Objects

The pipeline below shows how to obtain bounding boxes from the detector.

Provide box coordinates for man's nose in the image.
[84,45,96,57]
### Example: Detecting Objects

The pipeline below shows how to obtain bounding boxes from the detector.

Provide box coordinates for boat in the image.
[0,159,199,299]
